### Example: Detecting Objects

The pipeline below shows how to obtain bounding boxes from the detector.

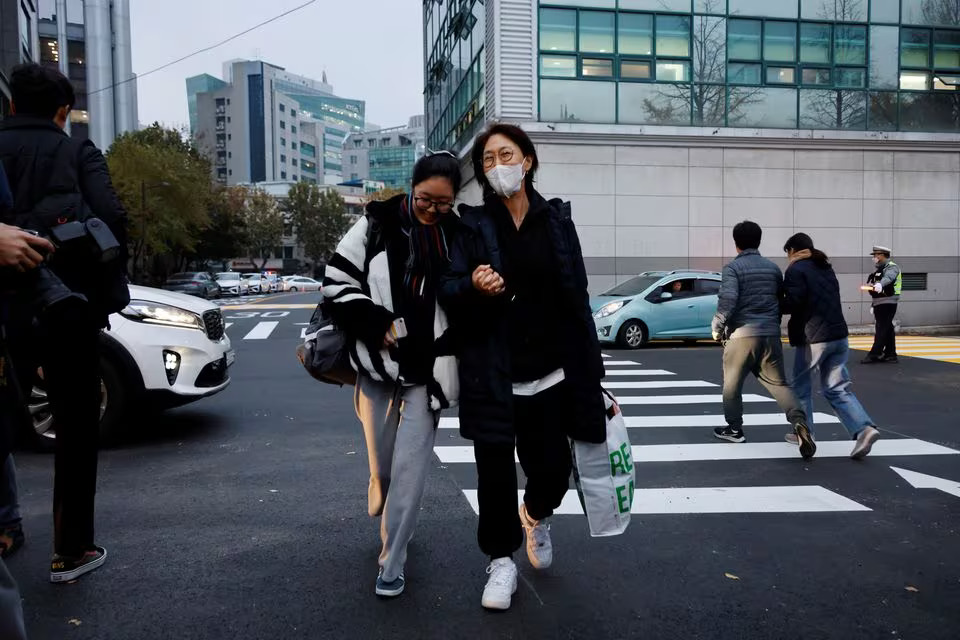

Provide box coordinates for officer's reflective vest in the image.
[867,260,901,297]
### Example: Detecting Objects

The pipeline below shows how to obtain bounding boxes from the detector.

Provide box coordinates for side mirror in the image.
[660,292,673,300]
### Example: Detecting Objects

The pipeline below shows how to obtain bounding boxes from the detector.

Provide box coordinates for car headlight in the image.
[120,300,205,331]
[594,300,630,319]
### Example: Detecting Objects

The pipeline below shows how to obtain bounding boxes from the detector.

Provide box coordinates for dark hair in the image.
[732,220,762,251]
[471,123,539,196]
[411,150,462,194]
[10,63,75,119]
[784,232,831,266]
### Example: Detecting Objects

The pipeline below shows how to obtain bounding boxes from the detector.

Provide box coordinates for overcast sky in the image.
[130,0,424,131]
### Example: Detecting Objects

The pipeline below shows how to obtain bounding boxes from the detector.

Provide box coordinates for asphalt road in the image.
[7,292,960,640]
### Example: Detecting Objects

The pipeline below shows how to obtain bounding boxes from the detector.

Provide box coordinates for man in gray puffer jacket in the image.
[711,221,815,459]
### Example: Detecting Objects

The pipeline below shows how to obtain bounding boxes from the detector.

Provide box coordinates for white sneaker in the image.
[481,557,518,610]
[519,503,552,569]
[851,426,880,459]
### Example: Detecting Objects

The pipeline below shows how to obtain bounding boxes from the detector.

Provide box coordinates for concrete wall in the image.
[457,132,960,327]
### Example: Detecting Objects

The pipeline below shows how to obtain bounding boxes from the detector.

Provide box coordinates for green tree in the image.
[106,122,213,283]
[192,185,249,269]
[244,187,285,270]
[286,182,352,267]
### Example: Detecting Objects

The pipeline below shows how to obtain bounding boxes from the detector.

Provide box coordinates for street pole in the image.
[140,180,146,283]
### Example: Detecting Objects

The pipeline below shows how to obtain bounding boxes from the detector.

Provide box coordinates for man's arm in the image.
[77,141,129,265]
[880,262,901,287]
[712,263,739,338]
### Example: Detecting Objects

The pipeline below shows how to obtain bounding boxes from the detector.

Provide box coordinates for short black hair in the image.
[732,220,762,251]
[470,123,539,196]
[411,150,462,194]
[10,63,75,119]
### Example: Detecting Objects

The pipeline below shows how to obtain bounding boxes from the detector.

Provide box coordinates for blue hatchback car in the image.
[590,270,723,349]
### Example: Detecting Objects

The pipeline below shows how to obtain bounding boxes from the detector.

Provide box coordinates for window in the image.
[800,23,831,64]
[541,55,577,77]
[583,58,614,77]
[281,138,287,147]
[834,26,866,64]
[292,142,297,150]
[540,8,576,51]
[292,159,298,167]
[540,79,615,123]
[729,19,761,60]
[657,60,690,82]
[291,125,298,134]
[292,175,298,181]
[350,155,357,163]
[621,60,652,79]
[619,13,653,56]
[801,68,831,85]
[836,67,866,87]
[902,28,930,66]
[728,62,762,84]
[767,66,796,84]
[934,31,960,68]
[580,11,615,53]
[291,110,297,118]
[280,121,286,130]
[765,22,797,62]
[280,104,286,112]
[281,171,287,180]
[656,15,690,57]
[280,154,287,163]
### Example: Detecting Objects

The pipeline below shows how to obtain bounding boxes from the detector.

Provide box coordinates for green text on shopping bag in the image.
[610,443,634,514]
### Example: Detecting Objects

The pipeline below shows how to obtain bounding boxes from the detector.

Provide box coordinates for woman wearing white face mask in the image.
[439,124,606,611]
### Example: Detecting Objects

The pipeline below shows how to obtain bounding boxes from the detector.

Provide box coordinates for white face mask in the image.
[485,160,526,198]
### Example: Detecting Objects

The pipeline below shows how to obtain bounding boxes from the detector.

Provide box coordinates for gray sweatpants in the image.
[354,376,439,582]
[0,559,26,640]
[722,336,806,429]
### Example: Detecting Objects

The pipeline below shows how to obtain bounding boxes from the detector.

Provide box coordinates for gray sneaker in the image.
[519,503,552,570]
[851,426,880,459]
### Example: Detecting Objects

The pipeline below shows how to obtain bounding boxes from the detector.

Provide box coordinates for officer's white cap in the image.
[870,245,891,255]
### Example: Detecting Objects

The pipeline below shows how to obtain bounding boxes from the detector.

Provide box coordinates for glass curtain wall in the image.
[536,1,960,132]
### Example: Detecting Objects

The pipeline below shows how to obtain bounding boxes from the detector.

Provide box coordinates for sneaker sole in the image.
[50,550,107,583]
[796,428,817,459]
[481,582,518,611]
[375,584,405,597]
[527,550,552,570]
[851,431,880,460]
[713,434,745,443]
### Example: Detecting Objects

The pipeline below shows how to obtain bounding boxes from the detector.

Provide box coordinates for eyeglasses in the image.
[413,196,453,214]
[482,147,517,169]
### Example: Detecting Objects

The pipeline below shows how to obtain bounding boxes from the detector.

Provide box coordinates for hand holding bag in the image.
[570,389,635,537]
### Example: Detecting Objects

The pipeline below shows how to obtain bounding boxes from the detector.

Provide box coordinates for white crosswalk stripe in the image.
[435,357,960,516]
[242,321,279,340]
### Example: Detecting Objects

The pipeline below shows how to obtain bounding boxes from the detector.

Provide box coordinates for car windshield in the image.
[168,273,200,282]
[599,276,661,297]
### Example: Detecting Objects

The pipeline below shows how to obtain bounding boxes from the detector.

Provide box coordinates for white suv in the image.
[29,285,235,446]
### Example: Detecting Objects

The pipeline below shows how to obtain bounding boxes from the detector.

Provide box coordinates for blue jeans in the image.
[792,338,875,439]
[0,456,19,528]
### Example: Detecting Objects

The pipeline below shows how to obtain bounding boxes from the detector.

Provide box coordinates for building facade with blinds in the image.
[423,0,960,327]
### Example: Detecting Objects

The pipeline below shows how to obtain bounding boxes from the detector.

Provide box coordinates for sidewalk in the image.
[847,324,960,336]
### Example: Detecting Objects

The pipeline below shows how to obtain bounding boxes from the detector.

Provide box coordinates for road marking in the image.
[300,328,308,339]
[243,321,279,340]
[437,412,839,430]
[220,304,317,310]
[891,466,960,498]
[434,438,958,463]
[224,323,233,330]
[603,369,677,376]
[615,394,773,405]
[602,380,718,389]
[460,487,870,515]
[603,360,646,366]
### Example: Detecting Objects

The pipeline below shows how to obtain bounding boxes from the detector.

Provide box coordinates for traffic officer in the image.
[863,245,901,364]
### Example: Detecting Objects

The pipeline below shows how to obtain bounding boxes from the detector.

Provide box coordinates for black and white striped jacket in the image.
[322,196,458,411]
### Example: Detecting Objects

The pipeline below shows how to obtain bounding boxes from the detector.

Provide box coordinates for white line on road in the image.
[437,412,840,430]
[615,394,773,405]
[243,321,279,340]
[603,360,645,366]
[602,380,718,389]
[603,369,677,376]
[224,323,233,330]
[434,438,958,463]
[460,487,870,515]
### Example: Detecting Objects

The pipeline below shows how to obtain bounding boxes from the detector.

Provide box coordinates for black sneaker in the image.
[0,524,24,559]
[714,426,745,443]
[880,355,899,363]
[860,355,882,364]
[375,569,405,597]
[50,546,107,583]
[794,422,817,460]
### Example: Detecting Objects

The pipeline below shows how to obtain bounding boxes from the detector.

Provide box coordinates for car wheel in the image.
[617,320,648,349]
[290,287,298,292]
[26,356,124,451]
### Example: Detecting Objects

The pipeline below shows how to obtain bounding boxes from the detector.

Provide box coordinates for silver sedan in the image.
[285,276,322,292]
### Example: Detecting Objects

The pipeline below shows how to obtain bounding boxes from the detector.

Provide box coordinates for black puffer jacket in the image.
[782,254,849,347]
[438,190,605,446]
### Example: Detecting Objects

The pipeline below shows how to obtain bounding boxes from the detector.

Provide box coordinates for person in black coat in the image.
[438,124,605,611]
[781,233,880,459]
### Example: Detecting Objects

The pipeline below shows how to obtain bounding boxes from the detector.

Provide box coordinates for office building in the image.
[424,0,960,327]
[342,115,426,189]
[189,60,365,186]
[0,0,39,114]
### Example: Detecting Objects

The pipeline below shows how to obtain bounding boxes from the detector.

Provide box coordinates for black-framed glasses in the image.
[413,196,453,214]
[482,147,516,169]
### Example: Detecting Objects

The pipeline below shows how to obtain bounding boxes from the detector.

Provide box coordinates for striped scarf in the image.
[399,194,450,300]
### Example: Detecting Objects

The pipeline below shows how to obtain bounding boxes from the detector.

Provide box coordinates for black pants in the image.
[869,304,898,359]
[473,381,573,560]
[10,303,101,557]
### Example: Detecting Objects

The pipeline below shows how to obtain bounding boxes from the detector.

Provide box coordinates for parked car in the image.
[590,270,722,349]
[215,272,250,297]
[263,273,281,293]
[242,273,266,294]
[285,276,322,292]
[281,275,297,291]
[28,285,234,447]
[163,272,221,299]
